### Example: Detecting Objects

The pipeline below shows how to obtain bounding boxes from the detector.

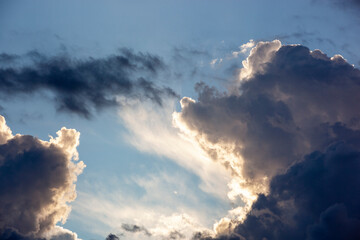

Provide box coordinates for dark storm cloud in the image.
[0,116,83,240]
[0,229,45,240]
[195,128,360,240]
[0,136,66,235]
[174,40,360,239]
[0,49,178,118]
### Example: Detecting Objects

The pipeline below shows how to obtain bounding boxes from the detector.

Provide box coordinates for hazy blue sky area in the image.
[1,1,360,240]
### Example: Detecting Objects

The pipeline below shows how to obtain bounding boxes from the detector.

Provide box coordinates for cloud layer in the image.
[172,40,360,239]
[0,115,84,240]
[0,49,177,118]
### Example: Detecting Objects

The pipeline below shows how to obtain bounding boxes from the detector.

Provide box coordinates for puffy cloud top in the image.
[0,115,84,240]
[173,40,360,239]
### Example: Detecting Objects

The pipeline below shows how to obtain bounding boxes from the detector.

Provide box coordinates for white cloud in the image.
[118,97,231,199]
[231,39,255,58]
[238,39,281,82]
[210,58,223,68]
[71,172,219,240]
[0,115,13,144]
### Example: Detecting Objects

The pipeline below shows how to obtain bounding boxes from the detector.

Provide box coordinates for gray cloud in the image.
[195,128,360,239]
[173,40,360,239]
[168,231,185,240]
[0,115,84,240]
[105,233,120,240]
[121,223,152,237]
[0,49,178,118]
[0,53,19,64]
[176,40,360,188]
[106,228,187,240]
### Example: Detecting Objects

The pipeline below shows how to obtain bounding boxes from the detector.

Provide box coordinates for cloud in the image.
[328,0,360,8]
[168,231,186,240]
[108,229,186,240]
[210,58,223,68]
[72,169,221,240]
[122,224,152,236]
[0,53,19,64]
[0,115,84,240]
[0,49,178,118]
[45,226,81,240]
[172,40,360,238]
[105,233,120,240]
[118,98,231,199]
[231,40,255,58]
[199,132,360,240]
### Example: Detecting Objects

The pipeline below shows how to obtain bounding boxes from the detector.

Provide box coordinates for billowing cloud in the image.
[0,115,84,240]
[0,49,178,118]
[172,40,360,238]
[194,130,360,240]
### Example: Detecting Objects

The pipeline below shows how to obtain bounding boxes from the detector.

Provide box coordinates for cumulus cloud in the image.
[197,132,360,240]
[172,40,360,238]
[236,39,281,82]
[0,49,178,118]
[0,115,84,240]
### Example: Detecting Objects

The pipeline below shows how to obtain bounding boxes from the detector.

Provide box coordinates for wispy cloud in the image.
[0,49,178,118]
[71,171,220,240]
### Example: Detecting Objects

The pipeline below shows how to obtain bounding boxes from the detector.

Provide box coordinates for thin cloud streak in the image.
[0,49,178,118]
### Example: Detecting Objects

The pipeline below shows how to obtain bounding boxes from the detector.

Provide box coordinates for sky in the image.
[0,1,360,240]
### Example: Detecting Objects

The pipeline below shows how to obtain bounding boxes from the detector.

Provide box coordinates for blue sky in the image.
[1,1,360,240]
